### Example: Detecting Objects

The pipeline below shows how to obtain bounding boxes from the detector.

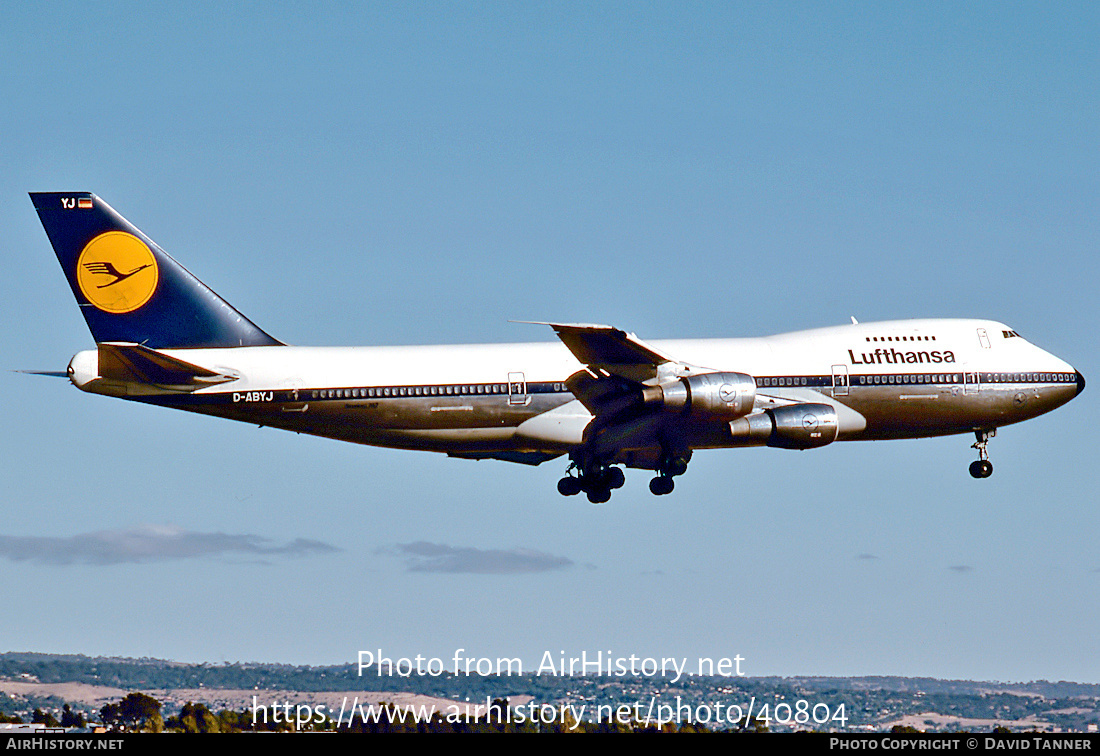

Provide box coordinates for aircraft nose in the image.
[1076,370,1086,397]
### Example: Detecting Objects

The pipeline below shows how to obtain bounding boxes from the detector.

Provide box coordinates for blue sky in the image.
[1,3,1097,684]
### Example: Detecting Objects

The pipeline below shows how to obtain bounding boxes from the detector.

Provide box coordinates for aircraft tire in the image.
[969,460,993,479]
[558,477,582,496]
[649,476,674,496]
[607,467,626,489]
[587,487,611,504]
[664,457,689,477]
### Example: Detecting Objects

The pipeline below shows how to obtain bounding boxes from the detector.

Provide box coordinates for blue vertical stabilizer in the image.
[30,192,282,348]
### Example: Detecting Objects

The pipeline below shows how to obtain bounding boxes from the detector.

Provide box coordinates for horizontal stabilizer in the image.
[97,342,237,388]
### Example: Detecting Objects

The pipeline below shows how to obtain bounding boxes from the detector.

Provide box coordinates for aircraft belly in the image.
[147,391,573,452]
[299,394,562,431]
[842,384,1077,439]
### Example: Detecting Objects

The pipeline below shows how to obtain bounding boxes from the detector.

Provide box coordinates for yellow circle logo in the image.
[76,232,159,314]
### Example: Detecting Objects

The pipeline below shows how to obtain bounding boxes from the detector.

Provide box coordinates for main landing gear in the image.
[557,450,692,501]
[969,429,995,479]
[557,463,626,504]
[648,451,690,496]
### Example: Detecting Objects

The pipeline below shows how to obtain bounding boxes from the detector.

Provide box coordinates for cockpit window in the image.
[1002,330,1021,338]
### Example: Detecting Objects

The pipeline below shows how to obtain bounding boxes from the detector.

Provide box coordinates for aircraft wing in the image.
[535,322,701,421]
[538,322,676,384]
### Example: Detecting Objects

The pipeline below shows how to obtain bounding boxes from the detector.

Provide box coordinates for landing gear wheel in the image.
[664,457,689,477]
[658,450,691,478]
[559,458,623,500]
[557,476,582,496]
[587,487,611,504]
[969,429,995,479]
[649,476,675,496]
[969,460,993,479]
[606,467,625,490]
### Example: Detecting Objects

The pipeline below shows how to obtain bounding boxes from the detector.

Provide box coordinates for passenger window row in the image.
[310,383,567,400]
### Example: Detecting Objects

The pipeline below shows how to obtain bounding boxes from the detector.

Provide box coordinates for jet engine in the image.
[643,372,756,421]
[729,403,839,449]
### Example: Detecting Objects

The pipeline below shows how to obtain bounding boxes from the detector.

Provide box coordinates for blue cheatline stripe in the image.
[128,372,1076,408]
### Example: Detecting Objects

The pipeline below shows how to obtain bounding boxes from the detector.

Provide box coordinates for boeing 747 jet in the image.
[30,193,1085,502]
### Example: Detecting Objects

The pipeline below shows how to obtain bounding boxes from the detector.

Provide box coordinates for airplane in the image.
[29,192,1086,503]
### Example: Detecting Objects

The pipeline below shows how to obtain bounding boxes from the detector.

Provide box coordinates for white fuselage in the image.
[68,318,1083,468]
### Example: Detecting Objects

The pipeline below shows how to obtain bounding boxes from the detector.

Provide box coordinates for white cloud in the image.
[0,524,339,566]
[391,541,573,574]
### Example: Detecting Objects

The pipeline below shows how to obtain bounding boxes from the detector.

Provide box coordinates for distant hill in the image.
[1,652,1098,732]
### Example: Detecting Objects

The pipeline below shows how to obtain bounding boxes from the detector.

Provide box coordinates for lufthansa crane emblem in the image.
[718,383,737,404]
[76,231,159,314]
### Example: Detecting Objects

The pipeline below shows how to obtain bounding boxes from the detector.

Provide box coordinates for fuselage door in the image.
[977,328,991,349]
[964,370,981,395]
[508,372,528,406]
[281,377,309,412]
[831,364,850,397]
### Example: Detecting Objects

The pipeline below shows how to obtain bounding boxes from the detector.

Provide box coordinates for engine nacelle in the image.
[650,372,756,421]
[729,403,839,449]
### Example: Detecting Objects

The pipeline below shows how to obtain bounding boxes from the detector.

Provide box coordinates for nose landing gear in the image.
[969,429,995,479]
